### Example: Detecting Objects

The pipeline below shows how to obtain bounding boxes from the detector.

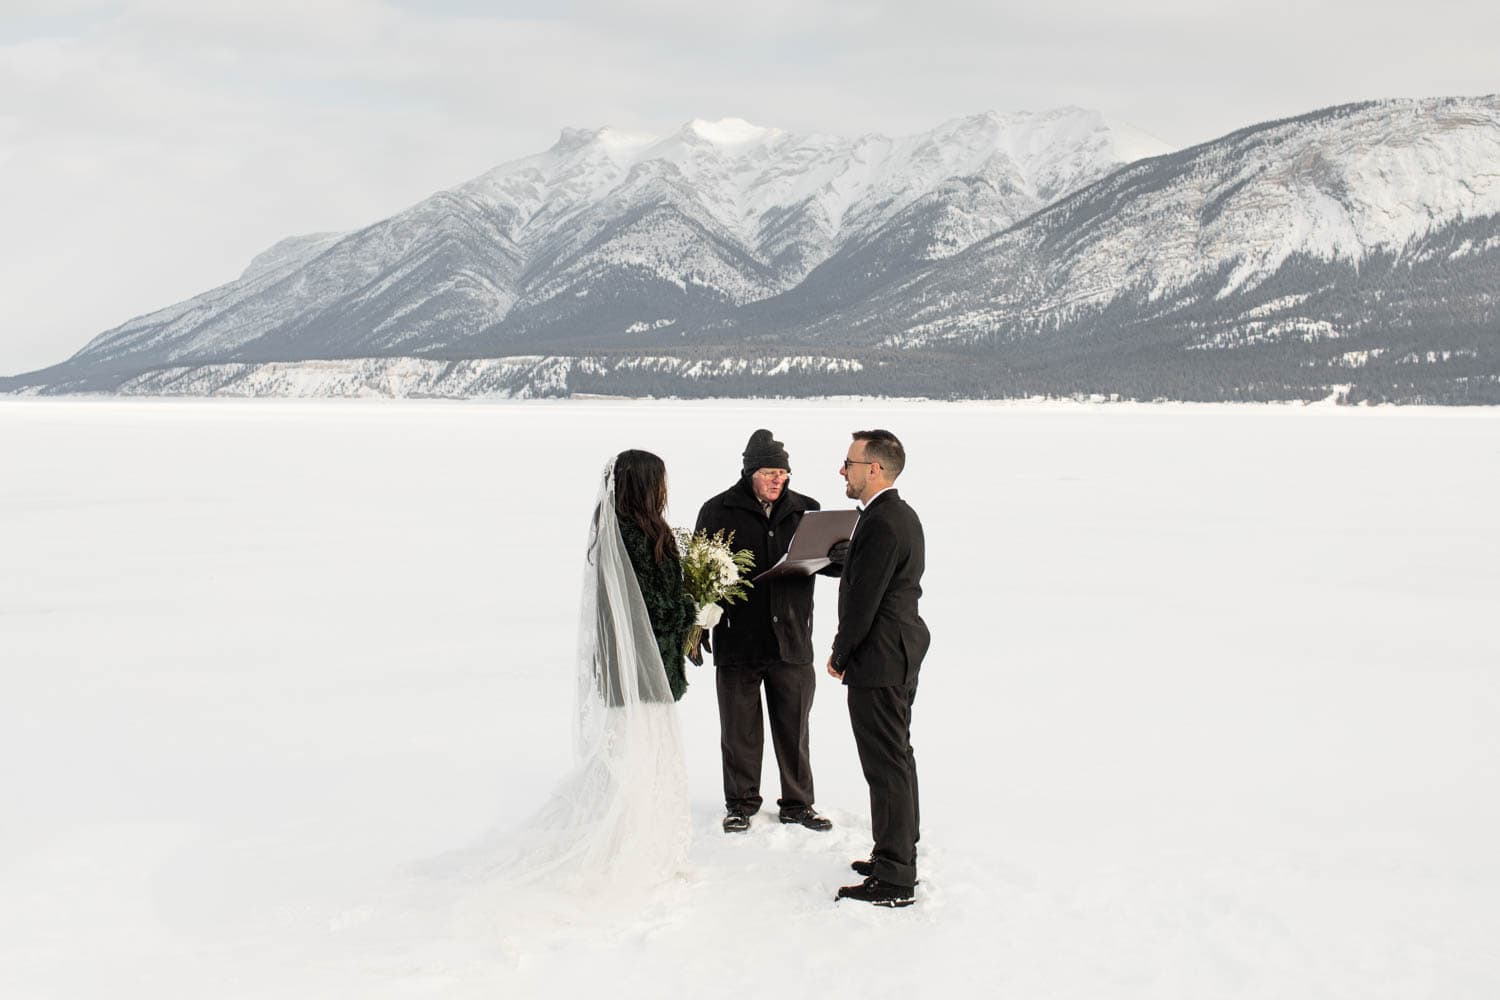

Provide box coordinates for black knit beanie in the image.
[741,428,791,476]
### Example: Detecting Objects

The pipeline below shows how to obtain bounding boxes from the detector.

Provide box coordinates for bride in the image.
[307,452,701,967]
[502,449,698,890]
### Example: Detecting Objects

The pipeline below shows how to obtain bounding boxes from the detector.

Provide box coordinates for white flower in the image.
[709,550,738,588]
[675,526,752,622]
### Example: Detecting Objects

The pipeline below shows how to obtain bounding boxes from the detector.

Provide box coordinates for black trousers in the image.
[848,681,920,888]
[716,659,816,814]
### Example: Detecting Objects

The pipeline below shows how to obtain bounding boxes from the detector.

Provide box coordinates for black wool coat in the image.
[695,477,833,667]
[829,489,931,688]
[618,517,697,701]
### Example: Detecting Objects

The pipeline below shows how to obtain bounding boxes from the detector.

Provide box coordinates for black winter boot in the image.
[835,876,914,908]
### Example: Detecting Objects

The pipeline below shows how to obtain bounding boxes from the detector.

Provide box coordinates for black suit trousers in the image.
[716,660,817,814]
[847,681,920,887]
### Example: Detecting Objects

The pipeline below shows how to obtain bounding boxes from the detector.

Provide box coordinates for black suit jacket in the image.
[696,478,822,665]
[830,489,930,687]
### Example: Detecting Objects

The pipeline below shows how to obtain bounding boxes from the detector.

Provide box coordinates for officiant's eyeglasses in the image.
[753,469,790,480]
[841,459,876,471]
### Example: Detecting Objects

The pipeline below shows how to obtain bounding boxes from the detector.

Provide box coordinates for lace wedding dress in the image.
[291,460,691,978]
[496,458,692,890]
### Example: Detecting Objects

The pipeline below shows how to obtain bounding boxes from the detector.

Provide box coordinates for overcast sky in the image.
[2,0,1496,375]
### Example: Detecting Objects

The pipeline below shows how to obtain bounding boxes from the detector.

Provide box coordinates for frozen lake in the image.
[3,397,1497,998]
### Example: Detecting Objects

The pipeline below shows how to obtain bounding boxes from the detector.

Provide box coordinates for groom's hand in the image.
[826,656,843,680]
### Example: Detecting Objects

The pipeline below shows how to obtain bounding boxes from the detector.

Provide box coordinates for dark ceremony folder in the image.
[752,509,861,582]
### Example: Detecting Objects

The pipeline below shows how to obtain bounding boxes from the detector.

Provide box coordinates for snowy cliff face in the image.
[102,354,868,400]
[58,107,1167,369]
[829,97,1500,349]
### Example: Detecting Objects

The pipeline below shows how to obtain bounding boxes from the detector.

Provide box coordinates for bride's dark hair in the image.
[614,449,679,564]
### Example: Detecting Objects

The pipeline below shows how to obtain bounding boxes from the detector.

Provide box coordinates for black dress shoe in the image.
[851,859,919,884]
[778,806,832,832]
[835,876,915,907]
[722,811,750,833]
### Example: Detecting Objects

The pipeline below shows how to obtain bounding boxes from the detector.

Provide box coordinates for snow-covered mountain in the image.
[21,107,1165,379]
[811,97,1500,348]
[6,97,1497,403]
[744,96,1500,403]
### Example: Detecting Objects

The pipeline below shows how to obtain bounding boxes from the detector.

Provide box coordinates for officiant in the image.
[695,429,845,834]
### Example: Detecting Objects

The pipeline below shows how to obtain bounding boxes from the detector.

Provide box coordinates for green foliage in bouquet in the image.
[675,528,754,660]
[676,528,755,609]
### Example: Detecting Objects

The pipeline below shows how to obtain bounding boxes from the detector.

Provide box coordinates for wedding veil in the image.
[579,456,677,717]
[500,457,691,890]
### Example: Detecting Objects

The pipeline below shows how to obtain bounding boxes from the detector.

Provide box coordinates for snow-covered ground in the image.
[3,397,1497,999]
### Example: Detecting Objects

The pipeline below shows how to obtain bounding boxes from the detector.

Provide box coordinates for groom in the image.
[827,429,930,908]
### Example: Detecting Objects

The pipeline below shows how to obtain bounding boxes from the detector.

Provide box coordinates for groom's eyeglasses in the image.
[841,459,875,471]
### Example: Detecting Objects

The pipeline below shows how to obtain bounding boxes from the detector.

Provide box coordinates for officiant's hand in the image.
[827,540,849,566]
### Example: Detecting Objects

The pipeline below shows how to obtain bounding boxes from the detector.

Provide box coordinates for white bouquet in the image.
[676,528,754,660]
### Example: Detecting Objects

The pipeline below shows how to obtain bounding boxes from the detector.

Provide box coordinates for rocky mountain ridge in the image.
[6,97,1497,404]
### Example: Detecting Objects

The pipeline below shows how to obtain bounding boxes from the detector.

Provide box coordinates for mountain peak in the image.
[552,126,599,152]
[683,117,774,145]
[551,125,656,154]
